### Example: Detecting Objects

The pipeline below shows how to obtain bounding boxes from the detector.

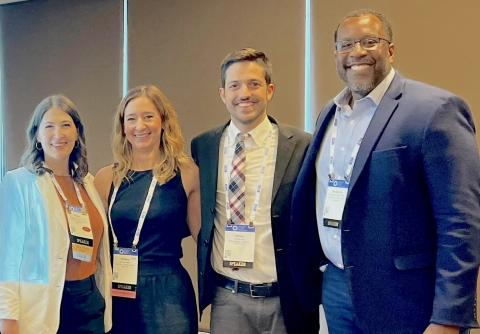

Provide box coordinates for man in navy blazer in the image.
[290,9,480,334]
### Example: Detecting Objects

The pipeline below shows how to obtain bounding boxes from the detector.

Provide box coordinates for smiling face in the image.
[335,14,395,100]
[123,96,163,154]
[37,107,78,169]
[219,61,275,132]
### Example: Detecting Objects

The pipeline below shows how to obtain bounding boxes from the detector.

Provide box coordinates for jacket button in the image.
[200,271,204,277]
[204,239,209,246]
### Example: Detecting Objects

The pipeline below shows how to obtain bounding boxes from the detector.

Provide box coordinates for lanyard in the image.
[222,129,273,225]
[328,111,362,182]
[49,173,86,212]
[108,175,157,248]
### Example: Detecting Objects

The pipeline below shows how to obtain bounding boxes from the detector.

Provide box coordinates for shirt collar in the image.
[333,67,396,109]
[227,116,273,147]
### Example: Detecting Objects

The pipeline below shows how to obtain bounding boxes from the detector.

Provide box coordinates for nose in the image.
[349,41,368,56]
[53,126,65,138]
[238,83,252,99]
[135,118,147,130]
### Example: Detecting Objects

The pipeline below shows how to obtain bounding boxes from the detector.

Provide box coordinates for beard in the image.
[339,62,391,98]
[347,78,376,98]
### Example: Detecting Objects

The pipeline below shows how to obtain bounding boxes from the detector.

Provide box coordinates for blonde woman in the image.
[0,95,112,334]
[95,85,200,333]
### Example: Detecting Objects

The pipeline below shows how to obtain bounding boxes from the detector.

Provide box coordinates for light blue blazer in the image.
[0,167,112,333]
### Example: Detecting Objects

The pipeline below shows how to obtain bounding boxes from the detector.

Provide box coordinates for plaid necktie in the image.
[228,133,246,225]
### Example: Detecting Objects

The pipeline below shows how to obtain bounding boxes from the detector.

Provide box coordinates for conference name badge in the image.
[112,247,138,299]
[67,209,94,262]
[223,224,256,268]
[323,179,349,228]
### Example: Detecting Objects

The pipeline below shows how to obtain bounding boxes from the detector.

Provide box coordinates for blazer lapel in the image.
[310,102,336,161]
[300,102,336,182]
[36,174,70,236]
[272,123,295,202]
[347,74,404,195]
[204,124,227,209]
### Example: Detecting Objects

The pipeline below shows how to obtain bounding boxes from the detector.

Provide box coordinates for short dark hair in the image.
[334,9,393,42]
[220,48,273,87]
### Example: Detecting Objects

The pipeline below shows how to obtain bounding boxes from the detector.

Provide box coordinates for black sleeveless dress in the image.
[109,170,197,334]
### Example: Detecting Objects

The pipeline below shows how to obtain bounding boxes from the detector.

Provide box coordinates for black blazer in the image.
[191,116,318,333]
[290,74,480,333]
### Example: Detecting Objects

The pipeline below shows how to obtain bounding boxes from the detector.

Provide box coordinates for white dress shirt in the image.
[212,116,279,283]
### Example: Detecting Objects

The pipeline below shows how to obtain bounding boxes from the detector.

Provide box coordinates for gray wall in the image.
[0,0,122,172]
[128,0,306,146]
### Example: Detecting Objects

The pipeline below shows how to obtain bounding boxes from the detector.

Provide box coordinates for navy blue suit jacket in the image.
[290,73,480,333]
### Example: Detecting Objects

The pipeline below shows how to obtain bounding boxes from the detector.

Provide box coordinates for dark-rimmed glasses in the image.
[335,37,391,53]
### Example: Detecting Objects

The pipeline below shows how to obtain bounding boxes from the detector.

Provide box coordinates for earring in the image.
[75,141,80,148]
[35,142,42,150]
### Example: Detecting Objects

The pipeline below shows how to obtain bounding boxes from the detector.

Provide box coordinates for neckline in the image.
[130,169,153,173]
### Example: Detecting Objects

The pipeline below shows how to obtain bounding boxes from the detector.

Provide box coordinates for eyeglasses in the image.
[335,37,391,53]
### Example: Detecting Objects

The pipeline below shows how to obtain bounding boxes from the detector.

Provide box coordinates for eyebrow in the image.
[125,110,156,116]
[42,120,73,124]
[227,79,263,84]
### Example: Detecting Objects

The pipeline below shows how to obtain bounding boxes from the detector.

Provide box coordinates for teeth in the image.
[238,102,253,107]
[350,64,371,70]
[135,133,149,138]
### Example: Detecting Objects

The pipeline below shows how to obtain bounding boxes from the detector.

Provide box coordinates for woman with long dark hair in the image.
[0,95,112,334]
